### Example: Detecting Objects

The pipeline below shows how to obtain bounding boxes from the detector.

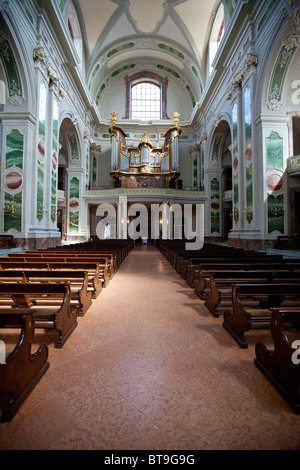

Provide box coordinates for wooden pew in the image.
[0,308,50,423]
[174,250,261,277]
[8,252,116,277]
[204,270,300,317]
[1,256,111,284]
[0,270,94,316]
[223,283,300,349]
[184,254,289,285]
[0,260,107,292]
[254,307,300,414]
[0,283,78,348]
[193,262,300,300]
[54,240,133,267]
[24,249,121,271]
[171,248,251,270]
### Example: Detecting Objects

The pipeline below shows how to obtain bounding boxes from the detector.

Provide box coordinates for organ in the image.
[109,111,181,189]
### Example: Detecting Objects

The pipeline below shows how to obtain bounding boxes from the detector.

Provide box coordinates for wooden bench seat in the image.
[173,249,264,274]
[0,283,78,348]
[0,270,94,316]
[204,271,300,317]
[1,256,111,282]
[223,283,300,349]
[8,252,116,276]
[0,260,106,292]
[163,245,248,265]
[184,255,291,286]
[24,250,119,272]
[193,263,300,300]
[0,308,50,423]
[254,307,300,413]
[172,248,260,271]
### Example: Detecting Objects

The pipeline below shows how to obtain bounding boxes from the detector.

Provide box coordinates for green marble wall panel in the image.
[51,100,59,223]
[36,82,47,222]
[232,103,239,224]
[68,177,79,233]
[69,211,79,232]
[210,177,221,234]
[68,134,80,165]
[0,37,23,104]
[266,131,283,171]
[246,165,253,223]
[268,42,296,104]
[69,176,79,199]
[93,158,97,186]
[210,178,220,199]
[4,191,22,232]
[211,212,220,234]
[244,87,253,223]
[212,135,221,164]
[232,103,238,158]
[86,145,90,188]
[193,158,197,187]
[268,194,284,234]
[5,129,23,170]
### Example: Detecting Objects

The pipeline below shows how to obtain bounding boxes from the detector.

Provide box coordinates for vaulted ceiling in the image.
[75,0,224,118]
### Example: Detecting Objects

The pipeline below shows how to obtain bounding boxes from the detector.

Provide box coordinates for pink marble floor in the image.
[1,244,300,450]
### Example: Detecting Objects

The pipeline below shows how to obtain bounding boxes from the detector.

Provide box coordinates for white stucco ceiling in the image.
[78,0,221,68]
[76,0,223,116]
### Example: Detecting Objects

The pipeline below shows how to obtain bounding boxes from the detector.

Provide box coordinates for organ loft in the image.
[109,111,181,189]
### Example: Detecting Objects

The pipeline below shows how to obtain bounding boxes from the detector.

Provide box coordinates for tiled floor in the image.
[1,244,300,450]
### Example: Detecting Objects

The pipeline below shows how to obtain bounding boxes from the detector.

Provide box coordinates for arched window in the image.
[131,82,161,120]
[67,3,83,65]
[124,72,169,120]
[209,3,225,74]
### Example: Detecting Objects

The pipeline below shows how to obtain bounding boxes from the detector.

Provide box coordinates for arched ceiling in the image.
[75,0,224,114]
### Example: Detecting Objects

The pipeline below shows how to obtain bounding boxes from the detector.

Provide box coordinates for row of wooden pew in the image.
[157,240,300,414]
[0,239,133,423]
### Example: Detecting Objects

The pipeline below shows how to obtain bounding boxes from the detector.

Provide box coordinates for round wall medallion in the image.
[211,201,220,210]
[233,155,238,171]
[52,151,57,170]
[267,174,283,191]
[5,171,22,189]
[245,144,252,162]
[69,199,79,211]
[38,139,45,161]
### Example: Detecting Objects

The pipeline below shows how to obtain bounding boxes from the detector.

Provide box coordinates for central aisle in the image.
[1,244,300,450]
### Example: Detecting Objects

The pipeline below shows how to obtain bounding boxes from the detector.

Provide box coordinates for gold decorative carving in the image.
[173,111,180,127]
[111,111,117,126]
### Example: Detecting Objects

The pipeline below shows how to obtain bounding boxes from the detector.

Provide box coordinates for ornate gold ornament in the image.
[173,111,180,127]
[111,111,117,126]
